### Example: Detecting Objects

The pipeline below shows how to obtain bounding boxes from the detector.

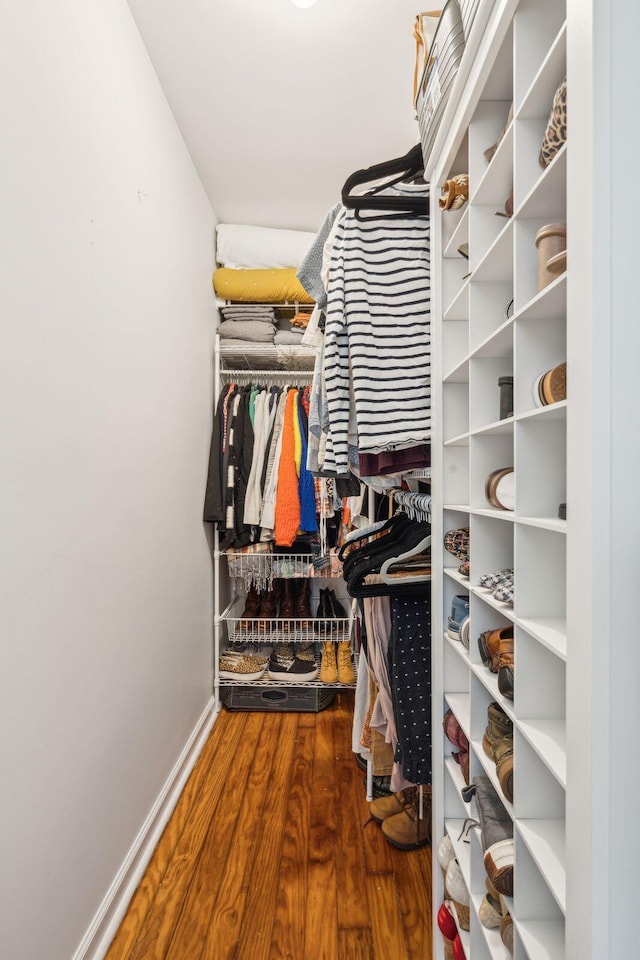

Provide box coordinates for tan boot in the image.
[381,790,430,850]
[319,642,337,683]
[369,790,411,823]
[337,641,356,684]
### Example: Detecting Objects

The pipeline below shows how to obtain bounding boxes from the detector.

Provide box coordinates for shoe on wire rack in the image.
[337,640,356,684]
[219,652,267,681]
[319,641,338,683]
[267,650,318,682]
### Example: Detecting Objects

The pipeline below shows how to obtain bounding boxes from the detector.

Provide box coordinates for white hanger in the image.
[379,535,432,585]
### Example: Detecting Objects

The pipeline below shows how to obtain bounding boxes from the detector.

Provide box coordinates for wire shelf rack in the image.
[218,650,359,689]
[219,595,354,644]
[224,551,343,586]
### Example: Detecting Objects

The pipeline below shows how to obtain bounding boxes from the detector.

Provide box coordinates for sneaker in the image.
[500,913,514,956]
[267,651,318,682]
[219,652,267,681]
[484,838,515,897]
[478,568,513,590]
[296,642,316,663]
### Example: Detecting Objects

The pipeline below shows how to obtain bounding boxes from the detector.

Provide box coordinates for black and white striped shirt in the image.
[322,185,430,473]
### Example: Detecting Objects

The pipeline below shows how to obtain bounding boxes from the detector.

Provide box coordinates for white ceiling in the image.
[126,0,423,232]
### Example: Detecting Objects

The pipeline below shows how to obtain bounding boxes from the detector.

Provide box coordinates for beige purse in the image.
[413,10,442,105]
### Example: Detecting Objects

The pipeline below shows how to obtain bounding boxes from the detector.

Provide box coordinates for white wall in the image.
[0,4,217,959]
[127,0,425,231]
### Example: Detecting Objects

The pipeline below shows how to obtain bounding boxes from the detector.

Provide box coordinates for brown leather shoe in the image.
[295,578,312,627]
[278,578,295,630]
[497,636,514,700]
[478,626,514,673]
[482,702,514,803]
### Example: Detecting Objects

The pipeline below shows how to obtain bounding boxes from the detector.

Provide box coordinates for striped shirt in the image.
[322,184,430,473]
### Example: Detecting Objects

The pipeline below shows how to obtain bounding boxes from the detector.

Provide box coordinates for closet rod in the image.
[220,369,313,385]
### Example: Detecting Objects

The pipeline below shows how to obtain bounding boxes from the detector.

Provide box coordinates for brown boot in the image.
[483,702,514,803]
[369,790,411,823]
[295,578,312,628]
[381,788,431,850]
[278,578,295,631]
[319,642,338,683]
[258,578,280,631]
[239,585,261,629]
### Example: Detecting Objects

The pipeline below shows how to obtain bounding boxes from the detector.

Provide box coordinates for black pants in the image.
[390,589,431,785]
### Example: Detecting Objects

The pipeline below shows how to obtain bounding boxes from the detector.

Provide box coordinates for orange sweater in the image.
[275,389,301,546]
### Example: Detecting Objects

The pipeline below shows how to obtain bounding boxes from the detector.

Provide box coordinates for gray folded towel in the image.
[221,306,276,322]
[274,330,306,345]
[218,320,276,343]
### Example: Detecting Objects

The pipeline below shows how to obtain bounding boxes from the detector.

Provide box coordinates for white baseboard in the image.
[71,696,221,960]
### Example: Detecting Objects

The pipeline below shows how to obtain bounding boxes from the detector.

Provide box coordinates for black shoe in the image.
[327,588,347,620]
[267,651,318,682]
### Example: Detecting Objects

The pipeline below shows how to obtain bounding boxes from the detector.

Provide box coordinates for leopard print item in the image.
[539,78,567,168]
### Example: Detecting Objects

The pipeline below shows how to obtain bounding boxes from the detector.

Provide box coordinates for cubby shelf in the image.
[445,818,472,887]
[471,894,509,957]
[518,719,566,787]
[446,693,472,741]
[433,3,573,956]
[515,617,566,660]
[445,755,469,796]
[517,920,565,960]
[470,739,515,820]
[517,820,566,913]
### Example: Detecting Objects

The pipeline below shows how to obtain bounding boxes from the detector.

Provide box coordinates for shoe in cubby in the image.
[482,701,514,803]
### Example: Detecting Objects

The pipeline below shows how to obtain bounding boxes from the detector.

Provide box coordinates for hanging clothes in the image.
[321,182,431,475]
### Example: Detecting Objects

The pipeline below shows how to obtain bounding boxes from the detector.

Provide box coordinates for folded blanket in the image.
[221,306,275,319]
[274,330,306,345]
[213,268,315,304]
[216,223,315,269]
[218,320,276,343]
[220,310,276,323]
[292,312,312,329]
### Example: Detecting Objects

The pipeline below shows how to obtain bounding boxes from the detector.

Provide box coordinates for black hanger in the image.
[341,144,429,221]
[346,520,432,598]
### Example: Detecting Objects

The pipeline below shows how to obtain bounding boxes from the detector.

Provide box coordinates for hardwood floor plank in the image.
[124,711,251,960]
[338,928,375,960]
[234,711,300,960]
[390,846,433,960]
[302,703,338,960]
[162,710,265,960]
[105,698,432,960]
[333,707,369,929]
[366,874,410,960]
[269,716,315,960]
[104,710,229,960]
[199,713,285,960]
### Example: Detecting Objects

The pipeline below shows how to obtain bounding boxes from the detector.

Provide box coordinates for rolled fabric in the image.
[213,267,315,304]
[217,320,276,343]
[216,223,316,269]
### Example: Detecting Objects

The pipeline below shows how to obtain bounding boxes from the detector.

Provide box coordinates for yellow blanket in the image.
[213,267,314,304]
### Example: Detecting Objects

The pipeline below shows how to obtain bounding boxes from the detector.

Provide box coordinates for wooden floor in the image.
[105,693,432,960]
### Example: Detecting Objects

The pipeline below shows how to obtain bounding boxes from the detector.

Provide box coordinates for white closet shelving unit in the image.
[427,0,596,956]
[212,336,357,710]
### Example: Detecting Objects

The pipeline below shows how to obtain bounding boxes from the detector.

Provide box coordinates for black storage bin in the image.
[221,685,337,713]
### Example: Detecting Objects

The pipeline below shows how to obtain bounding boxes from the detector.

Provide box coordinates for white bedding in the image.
[216,223,316,269]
